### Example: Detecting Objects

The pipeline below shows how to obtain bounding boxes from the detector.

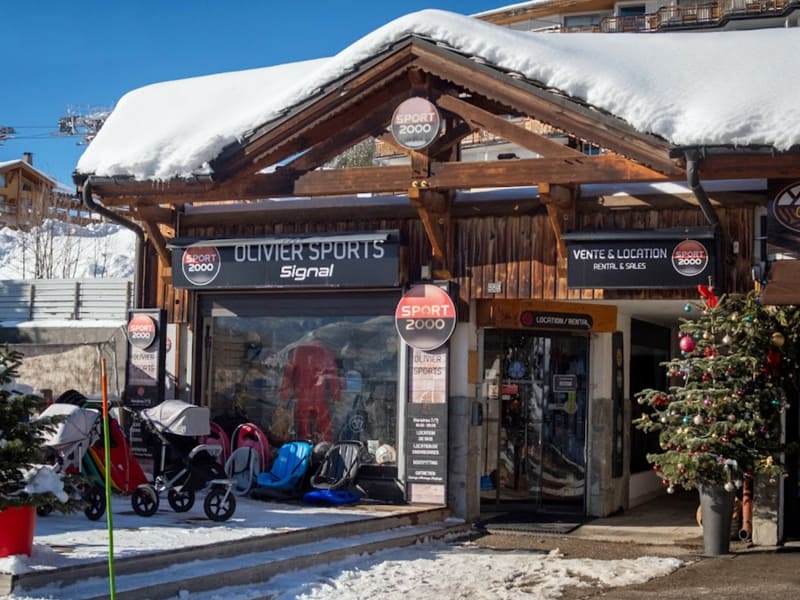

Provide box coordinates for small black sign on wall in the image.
[562,227,718,289]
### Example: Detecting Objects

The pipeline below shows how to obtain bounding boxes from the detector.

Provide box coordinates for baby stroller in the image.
[36,403,106,520]
[131,400,236,521]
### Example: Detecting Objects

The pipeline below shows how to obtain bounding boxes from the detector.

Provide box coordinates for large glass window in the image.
[198,292,400,462]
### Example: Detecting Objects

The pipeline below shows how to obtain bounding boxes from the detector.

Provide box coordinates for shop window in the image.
[630,319,671,473]
[198,292,400,466]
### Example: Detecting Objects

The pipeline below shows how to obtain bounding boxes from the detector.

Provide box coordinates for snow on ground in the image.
[1,495,684,599]
[0,221,134,281]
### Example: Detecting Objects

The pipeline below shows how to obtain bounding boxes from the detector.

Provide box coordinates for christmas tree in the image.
[0,346,84,512]
[635,287,799,493]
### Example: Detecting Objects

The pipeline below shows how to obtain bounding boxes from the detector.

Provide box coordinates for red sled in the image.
[90,417,148,493]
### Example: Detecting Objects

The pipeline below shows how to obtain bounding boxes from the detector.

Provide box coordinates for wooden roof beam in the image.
[212,51,417,179]
[411,41,683,177]
[436,93,585,158]
[293,155,667,196]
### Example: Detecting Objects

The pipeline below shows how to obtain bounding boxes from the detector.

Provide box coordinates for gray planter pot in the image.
[699,483,736,556]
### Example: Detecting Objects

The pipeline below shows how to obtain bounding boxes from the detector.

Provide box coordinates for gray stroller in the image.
[131,400,236,521]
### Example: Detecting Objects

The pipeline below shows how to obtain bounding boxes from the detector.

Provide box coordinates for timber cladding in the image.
[155,203,755,319]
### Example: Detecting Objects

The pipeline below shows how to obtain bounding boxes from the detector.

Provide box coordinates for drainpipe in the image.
[684,149,723,290]
[684,149,720,230]
[82,177,145,308]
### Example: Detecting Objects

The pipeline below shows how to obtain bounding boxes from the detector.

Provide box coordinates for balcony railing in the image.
[563,0,796,33]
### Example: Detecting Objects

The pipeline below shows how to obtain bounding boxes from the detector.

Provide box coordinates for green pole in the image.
[101,357,117,599]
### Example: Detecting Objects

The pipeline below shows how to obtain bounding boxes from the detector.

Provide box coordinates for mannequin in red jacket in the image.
[279,340,340,442]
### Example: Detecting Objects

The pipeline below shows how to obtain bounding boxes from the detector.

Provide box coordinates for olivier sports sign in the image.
[169,231,400,289]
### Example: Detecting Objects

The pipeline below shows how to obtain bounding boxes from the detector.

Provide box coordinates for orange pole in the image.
[739,477,753,542]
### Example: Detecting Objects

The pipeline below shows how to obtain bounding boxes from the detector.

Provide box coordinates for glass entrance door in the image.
[481,330,588,514]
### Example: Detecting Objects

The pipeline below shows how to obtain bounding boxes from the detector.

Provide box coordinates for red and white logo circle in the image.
[671,240,709,277]
[127,314,158,350]
[182,246,221,286]
[390,97,441,150]
[395,284,456,351]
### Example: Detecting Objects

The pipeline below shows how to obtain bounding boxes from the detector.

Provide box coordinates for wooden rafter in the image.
[436,93,585,158]
[410,40,683,177]
[212,50,418,179]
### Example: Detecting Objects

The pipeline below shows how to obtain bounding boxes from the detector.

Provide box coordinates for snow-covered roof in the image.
[76,9,800,182]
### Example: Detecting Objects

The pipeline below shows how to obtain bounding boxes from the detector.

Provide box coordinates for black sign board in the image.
[406,403,448,484]
[125,308,166,410]
[170,231,400,289]
[563,228,718,289]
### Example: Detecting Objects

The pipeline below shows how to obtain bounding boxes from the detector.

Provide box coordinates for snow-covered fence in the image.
[0,278,132,323]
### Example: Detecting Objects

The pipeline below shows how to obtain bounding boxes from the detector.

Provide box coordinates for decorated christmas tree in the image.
[635,287,799,494]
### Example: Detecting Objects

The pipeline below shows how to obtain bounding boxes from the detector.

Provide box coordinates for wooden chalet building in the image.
[0,153,80,229]
[74,10,800,543]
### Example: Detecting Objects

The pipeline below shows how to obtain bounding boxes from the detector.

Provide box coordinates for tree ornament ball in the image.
[724,481,736,492]
[679,336,696,352]
[693,414,704,425]
[722,334,733,345]
[770,332,785,348]
[667,486,675,494]
[684,303,693,313]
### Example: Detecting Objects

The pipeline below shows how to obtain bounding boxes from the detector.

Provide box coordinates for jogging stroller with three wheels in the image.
[131,400,236,521]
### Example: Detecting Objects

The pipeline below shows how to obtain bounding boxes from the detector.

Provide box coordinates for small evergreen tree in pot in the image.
[0,346,85,512]
[634,289,798,494]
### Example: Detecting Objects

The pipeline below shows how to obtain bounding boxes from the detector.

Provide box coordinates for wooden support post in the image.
[539,182,576,276]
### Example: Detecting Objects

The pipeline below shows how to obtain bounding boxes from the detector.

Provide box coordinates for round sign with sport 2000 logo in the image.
[390,97,441,150]
[395,284,456,351]
[182,246,221,286]
[671,239,709,277]
[127,313,158,351]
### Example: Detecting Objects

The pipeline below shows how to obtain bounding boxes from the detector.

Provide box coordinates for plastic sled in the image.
[232,422,270,471]
[90,418,148,493]
[224,446,259,496]
[200,421,231,465]
[309,440,364,491]
[252,440,313,500]
[303,488,361,506]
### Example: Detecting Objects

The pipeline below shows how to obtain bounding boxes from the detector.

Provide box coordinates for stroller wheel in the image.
[168,488,196,512]
[84,486,106,521]
[131,484,160,517]
[36,504,54,517]
[204,486,236,522]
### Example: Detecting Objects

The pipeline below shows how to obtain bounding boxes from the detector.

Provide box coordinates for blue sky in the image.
[1,1,504,187]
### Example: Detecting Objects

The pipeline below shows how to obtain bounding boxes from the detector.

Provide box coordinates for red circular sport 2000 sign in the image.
[182,246,221,286]
[671,239,709,277]
[395,284,456,351]
[127,314,158,350]
[390,97,441,150]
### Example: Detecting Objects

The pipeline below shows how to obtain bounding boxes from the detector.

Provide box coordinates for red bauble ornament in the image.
[679,336,696,352]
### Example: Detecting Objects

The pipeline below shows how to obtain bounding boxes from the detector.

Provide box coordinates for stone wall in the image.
[0,325,127,400]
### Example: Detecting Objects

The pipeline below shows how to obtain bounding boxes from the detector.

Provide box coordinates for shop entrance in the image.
[480,330,588,515]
